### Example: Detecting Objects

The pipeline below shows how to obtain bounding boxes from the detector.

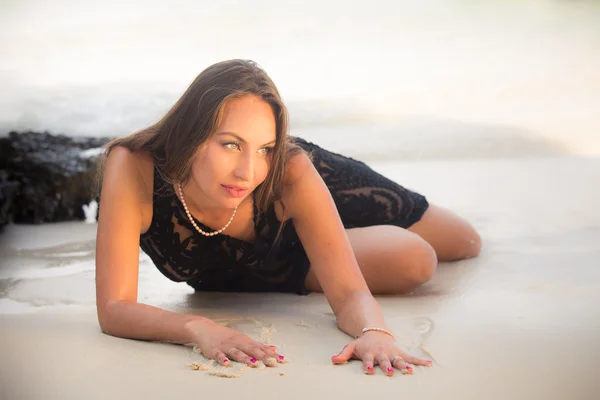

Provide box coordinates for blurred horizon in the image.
[1,0,599,161]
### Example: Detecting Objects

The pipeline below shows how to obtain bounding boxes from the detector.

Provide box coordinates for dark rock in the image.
[0,171,20,231]
[0,131,114,226]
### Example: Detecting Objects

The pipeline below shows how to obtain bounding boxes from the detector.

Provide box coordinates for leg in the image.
[304,225,438,294]
[408,204,482,261]
[303,204,482,294]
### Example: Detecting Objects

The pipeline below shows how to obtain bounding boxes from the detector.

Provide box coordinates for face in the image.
[188,94,277,209]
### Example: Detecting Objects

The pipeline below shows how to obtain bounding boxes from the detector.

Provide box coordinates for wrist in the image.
[183,316,215,342]
[357,327,396,340]
[335,290,389,338]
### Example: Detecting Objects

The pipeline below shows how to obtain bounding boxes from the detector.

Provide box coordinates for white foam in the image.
[79,148,104,159]
[82,200,98,224]
[1,0,599,159]
[0,298,40,314]
[0,260,94,280]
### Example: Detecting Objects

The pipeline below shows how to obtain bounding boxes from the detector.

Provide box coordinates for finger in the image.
[213,350,232,367]
[238,343,267,363]
[402,353,432,367]
[331,343,356,364]
[225,348,258,367]
[263,346,286,364]
[391,356,412,374]
[375,353,394,376]
[362,354,375,375]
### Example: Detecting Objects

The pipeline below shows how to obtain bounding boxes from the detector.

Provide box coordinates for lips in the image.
[222,184,249,198]
[223,185,249,190]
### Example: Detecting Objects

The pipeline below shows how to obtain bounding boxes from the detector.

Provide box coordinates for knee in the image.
[444,222,482,261]
[462,227,482,259]
[403,239,438,286]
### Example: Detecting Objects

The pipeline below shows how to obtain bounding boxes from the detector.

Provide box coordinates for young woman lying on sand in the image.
[95,59,481,376]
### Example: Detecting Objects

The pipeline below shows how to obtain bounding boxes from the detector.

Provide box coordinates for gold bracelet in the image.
[356,327,395,340]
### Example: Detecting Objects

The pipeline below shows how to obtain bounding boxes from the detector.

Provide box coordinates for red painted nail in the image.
[223,359,230,363]
[367,366,374,371]
[387,367,393,372]
[406,365,413,370]
[250,358,257,363]
[278,355,285,360]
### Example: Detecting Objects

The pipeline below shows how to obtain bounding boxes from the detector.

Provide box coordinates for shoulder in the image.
[279,150,327,217]
[282,150,314,187]
[273,151,316,221]
[105,146,153,174]
[104,146,154,197]
[102,147,155,231]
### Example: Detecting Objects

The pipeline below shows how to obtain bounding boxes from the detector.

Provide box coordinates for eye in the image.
[223,142,241,151]
[258,146,274,156]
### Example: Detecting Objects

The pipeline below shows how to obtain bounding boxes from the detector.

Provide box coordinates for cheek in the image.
[190,166,206,189]
[189,156,214,186]
[257,159,271,182]
[192,148,225,178]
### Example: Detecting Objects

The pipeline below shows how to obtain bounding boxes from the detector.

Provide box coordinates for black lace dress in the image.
[139,137,429,295]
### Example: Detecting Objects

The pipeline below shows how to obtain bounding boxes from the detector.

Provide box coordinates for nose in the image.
[234,151,253,182]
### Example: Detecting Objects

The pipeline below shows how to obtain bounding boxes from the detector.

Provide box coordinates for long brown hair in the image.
[97,59,303,212]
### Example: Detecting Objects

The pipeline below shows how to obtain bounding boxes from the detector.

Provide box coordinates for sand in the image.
[1,156,600,399]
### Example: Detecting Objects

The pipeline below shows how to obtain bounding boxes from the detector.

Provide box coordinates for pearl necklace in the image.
[177,183,237,236]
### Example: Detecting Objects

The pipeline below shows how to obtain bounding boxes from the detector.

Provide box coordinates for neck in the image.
[176,181,236,221]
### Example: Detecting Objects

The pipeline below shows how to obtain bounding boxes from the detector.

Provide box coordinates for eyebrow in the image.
[216,131,276,147]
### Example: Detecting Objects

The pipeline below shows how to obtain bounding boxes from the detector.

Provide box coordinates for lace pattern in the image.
[139,137,428,295]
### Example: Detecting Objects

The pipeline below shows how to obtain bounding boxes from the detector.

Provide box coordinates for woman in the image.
[95,59,481,376]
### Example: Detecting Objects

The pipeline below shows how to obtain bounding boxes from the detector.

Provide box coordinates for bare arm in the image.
[95,147,213,343]
[281,153,390,338]
[95,148,286,368]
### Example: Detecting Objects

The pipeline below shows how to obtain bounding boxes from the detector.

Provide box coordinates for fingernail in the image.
[223,359,230,364]
[367,366,374,371]
[278,355,285,360]
[387,367,393,372]
[269,346,277,350]
[406,365,413,370]
[250,358,257,363]
[426,360,433,366]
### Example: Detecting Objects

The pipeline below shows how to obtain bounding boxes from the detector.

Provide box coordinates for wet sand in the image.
[1,156,599,399]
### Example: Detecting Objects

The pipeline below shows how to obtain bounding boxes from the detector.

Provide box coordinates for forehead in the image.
[216,95,276,137]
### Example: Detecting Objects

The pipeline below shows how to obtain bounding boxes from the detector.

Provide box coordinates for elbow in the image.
[96,299,122,336]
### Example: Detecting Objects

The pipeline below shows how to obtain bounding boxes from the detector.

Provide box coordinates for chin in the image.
[219,194,247,209]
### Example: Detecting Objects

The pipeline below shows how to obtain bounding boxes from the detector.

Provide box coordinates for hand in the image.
[186,319,285,368]
[331,331,432,376]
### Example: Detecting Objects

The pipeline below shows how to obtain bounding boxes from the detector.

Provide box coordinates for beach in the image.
[1,156,599,399]
[2,0,600,398]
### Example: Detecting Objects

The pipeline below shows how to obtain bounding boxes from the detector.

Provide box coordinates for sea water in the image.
[1,0,599,161]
